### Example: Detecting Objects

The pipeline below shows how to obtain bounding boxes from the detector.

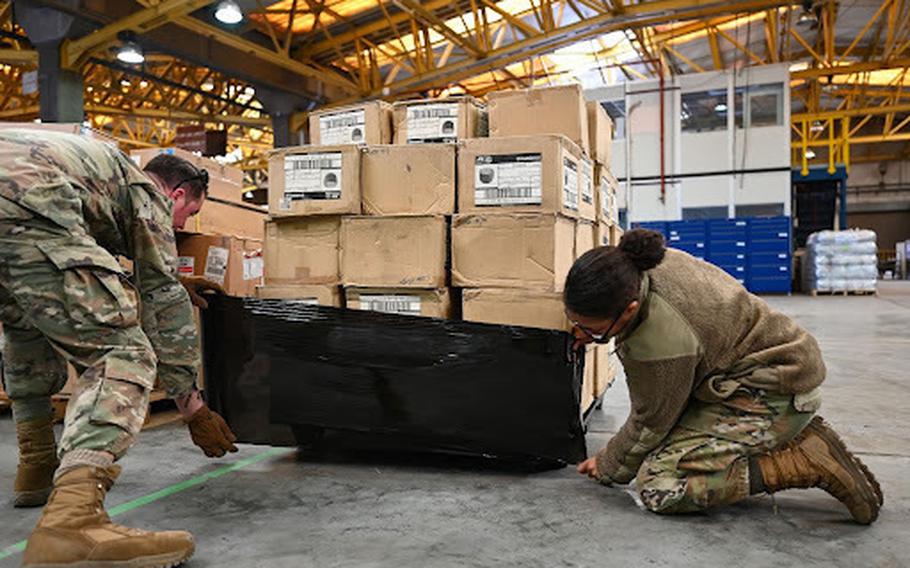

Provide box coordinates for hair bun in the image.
[619,229,666,271]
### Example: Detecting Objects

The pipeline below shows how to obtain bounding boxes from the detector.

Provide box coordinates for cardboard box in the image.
[488,84,590,155]
[256,284,343,306]
[345,287,452,318]
[267,145,361,217]
[582,345,597,413]
[183,199,266,241]
[576,220,596,259]
[595,342,616,396]
[611,224,624,246]
[595,164,619,226]
[596,222,611,248]
[586,101,613,166]
[340,216,447,288]
[264,216,341,285]
[392,96,487,144]
[452,213,575,291]
[130,147,245,204]
[309,101,393,145]
[457,135,593,220]
[462,288,570,331]
[176,233,263,297]
[361,144,455,215]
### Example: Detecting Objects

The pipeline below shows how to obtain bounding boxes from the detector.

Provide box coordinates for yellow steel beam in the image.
[792,103,910,121]
[715,26,765,64]
[133,0,361,93]
[392,0,484,57]
[838,0,892,63]
[793,132,910,147]
[708,29,724,70]
[62,0,216,69]
[88,104,270,127]
[792,58,910,79]
[662,43,706,72]
[0,49,37,65]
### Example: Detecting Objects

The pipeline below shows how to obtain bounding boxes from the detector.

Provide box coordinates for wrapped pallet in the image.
[802,230,878,294]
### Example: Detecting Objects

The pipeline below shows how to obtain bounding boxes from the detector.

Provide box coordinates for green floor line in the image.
[0,447,293,562]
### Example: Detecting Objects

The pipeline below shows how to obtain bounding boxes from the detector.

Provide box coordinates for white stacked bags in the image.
[803,230,878,293]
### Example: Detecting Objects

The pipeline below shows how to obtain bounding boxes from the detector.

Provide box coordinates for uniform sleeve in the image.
[127,183,200,398]
[595,355,698,483]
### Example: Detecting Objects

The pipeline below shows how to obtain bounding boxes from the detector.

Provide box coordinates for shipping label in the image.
[359,294,422,316]
[283,152,343,208]
[406,103,460,143]
[319,109,366,144]
[581,159,594,206]
[562,153,579,211]
[242,253,263,281]
[474,153,542,206]
[177,256,195,276]
[203,246,229,286]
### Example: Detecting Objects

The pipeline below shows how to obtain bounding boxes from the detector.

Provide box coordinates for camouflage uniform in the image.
[636,382,820,513]
[0,129,199,460]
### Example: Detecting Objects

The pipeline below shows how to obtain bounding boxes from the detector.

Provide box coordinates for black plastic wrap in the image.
[202,297,587,467]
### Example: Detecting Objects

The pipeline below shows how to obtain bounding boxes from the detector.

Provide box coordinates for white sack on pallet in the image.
[803,229,878,293]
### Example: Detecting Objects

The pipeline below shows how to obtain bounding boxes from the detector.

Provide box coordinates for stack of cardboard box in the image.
[261,86,621,413]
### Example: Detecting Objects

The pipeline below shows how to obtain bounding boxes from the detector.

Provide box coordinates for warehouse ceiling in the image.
[0,0,908,168]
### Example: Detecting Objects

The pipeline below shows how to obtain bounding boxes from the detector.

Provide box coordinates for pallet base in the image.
[809,289,877,297]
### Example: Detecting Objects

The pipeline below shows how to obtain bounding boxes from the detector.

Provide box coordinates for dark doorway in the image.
[792,179,837,248]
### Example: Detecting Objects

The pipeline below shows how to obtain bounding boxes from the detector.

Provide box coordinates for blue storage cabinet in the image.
[631,217,792,294]
[666,221,708,260]
[707,219,749,285]
[746,216,792,294]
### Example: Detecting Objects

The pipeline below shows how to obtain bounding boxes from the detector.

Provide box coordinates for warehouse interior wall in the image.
[846,210,910,253]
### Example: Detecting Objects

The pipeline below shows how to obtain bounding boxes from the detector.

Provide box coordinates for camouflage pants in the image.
[0,196,155,459]
[636,384,819,514]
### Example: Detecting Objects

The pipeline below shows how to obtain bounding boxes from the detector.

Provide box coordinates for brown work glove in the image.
[180,276,225,309]
[185,405,239,458]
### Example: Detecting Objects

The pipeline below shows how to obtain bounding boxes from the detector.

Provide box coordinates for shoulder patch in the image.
[623,294,700,362]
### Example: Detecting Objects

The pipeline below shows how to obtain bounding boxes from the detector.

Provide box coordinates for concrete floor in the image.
[2,283,909,567]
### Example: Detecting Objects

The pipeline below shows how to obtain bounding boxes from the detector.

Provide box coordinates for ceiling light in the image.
[810,121,824,133]
[201,80,215,92]
[244,191,254,199]
[120,78,131,87]
[139,80,148,88]
[805,149,816,159]
[215,0,243,24]
[715,103,728,112]
[116,42,144,64]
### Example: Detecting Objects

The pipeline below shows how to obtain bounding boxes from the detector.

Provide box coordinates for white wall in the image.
[586,63,792,223]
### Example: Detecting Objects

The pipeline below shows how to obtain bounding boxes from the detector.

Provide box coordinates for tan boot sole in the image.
[24,547,194,568]
[806,417,881,524]
[13,487,52,508]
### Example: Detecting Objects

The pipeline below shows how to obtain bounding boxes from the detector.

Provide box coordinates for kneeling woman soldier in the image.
[568,229,882,523]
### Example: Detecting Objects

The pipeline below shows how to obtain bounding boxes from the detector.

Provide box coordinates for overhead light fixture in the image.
[139,80,148,88]
[215,0,243,24]
[120,78,131,87]
[810,121,824,133]
[797,1,818,27]
[715,103,728,112]
[805,149,816,159]
[116,41,144,64]
[244,191,254,199]
[201,80,215,92]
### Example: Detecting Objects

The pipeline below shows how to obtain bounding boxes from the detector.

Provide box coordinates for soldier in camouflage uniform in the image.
[0,129,237,567]
[565,229,882,524]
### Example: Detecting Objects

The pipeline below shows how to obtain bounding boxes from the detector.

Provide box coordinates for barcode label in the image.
[581,159,593,205]
[204,246,229,286]
[474,153,542,206]
[319,109,366,144]
[407,103,459,143]
[562,153,579,211]
[358,294,422,316]
[242,255,263,281]
[177,256,195,276]
[284,152,343,201]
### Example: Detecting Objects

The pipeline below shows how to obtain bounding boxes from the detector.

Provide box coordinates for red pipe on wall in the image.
[659,70,666,204]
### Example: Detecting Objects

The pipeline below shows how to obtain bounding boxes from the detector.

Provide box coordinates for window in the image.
[683,206,728,220]
[602,100,625,139]
[681,89,729,132]
[734,83,784,128]
[735,203,785,217]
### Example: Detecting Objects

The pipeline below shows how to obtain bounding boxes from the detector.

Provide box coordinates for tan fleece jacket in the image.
[595,249,826,483]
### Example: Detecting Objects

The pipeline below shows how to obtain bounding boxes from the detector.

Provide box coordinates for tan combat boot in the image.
[23,465,195,568]
[756,416,882,524]
[14,416,59,508]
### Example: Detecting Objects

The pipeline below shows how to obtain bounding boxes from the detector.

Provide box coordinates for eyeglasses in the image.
[174,166,209,194]
[568,318,616,344]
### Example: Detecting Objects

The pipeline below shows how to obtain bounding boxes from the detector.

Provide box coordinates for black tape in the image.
[202,297,588,469]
